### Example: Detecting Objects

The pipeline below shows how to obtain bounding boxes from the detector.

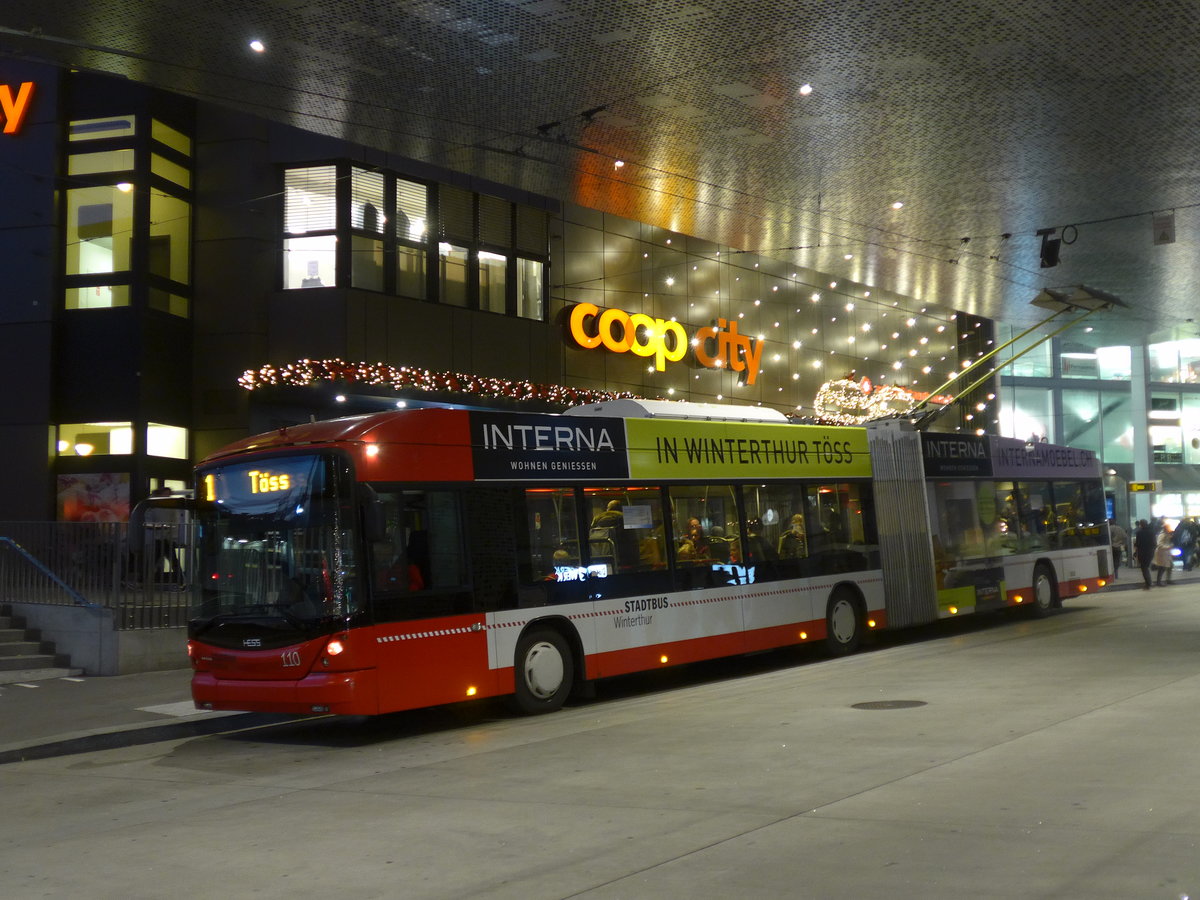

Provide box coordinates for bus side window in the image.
[369,490,411,597]
[512,487,584,606]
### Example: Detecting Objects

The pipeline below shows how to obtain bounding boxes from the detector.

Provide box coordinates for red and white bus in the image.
[187,401,1109,716]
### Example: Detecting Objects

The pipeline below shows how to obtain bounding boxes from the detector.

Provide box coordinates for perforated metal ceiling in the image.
[4,0,1200,346]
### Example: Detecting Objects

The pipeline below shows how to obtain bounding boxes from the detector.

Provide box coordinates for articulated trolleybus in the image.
[187,400,1109,716]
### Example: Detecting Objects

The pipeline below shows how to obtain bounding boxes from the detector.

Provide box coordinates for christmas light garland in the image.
[813,379,935,424]
[238,358,640,406]
[237,360,945,425]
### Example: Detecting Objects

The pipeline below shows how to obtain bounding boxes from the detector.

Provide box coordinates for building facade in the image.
[3,64,1017,523]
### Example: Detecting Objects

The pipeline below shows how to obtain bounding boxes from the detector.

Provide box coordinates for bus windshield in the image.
[191,452,363,637]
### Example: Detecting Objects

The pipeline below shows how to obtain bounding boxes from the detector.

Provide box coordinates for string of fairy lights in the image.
[239,359,948,426]
[238,359,638,407]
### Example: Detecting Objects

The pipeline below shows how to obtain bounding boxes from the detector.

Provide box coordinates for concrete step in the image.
[0,667,82,685]
[0,641,47,658]
[0,629,27,643]
[0,654,60,671]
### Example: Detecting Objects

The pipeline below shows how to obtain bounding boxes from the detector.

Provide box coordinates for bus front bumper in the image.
[191,668,377,716]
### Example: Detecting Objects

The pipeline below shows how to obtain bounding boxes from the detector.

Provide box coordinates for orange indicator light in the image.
[948,606,958,615]
[1079,585,1088,592]
[867,619,876,629]
[466,686,477,697]
[799,631,807,640]
[1013,595,1024,603]
[660,655,669,664]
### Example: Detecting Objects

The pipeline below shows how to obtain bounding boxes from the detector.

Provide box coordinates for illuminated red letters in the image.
[0,82,35,135]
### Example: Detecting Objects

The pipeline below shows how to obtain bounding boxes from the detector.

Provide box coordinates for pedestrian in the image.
[1154,522,1175,586]
[1108,518,1128,579]
[1174,517,1197,571]
[1133,519,1156,590]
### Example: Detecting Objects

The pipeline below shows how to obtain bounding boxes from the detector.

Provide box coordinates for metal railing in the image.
[0,521,193,630]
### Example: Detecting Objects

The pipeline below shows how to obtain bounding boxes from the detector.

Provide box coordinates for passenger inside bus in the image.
[777,514,808,559]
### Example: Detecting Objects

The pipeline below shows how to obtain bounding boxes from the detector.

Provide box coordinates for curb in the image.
[0,712,294,766]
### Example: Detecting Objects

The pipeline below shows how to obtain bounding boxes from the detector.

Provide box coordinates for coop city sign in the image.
[0,82,35,135]
[567,302,763,385]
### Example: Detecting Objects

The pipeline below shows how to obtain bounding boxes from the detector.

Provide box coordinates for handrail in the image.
[0,536,99,609]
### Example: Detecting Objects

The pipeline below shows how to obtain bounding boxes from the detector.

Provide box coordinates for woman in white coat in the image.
[1154,523,1175,586]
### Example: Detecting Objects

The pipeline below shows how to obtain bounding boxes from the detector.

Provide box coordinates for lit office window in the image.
[65,184,135,275]
[397,244,426,299]
[351,168,385,233]
[284,166,337,234]
[146,423,188,459]
[68,149,135,175]
[439,243,470,307]
[478,251,507,314]
[149,188,191,285]
[284,234,337,289]
[396,179,428,241]
[517,257,544,320]
[151,119,192,156]
[68,116,136,142]
[57,422,134,456]
[151,153,191,189]
[65,285,130,310]
[352,234,384,291]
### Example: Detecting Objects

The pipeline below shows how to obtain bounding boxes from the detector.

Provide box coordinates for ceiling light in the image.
[116,182,133,192]
[891,201,904,209]
[799,83,813,96]
[614,160,625,168]
[249,39,266,52]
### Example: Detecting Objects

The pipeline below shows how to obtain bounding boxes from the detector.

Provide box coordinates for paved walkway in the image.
[1,565,1196,765]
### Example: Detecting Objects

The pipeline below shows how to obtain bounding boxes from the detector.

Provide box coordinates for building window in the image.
[478,251,508,314]
[64,114,193,317]
[439,243,470,307]
[68,116,136,142]
[397,244,426,300]
[396,178,428,241]
[146,423,188,459]
[66,184,135,275]
[280,163,548,318]
[149,188,190,285]
[57,422,134,456]
[66,285,130,310]
[68,149,134,176]
[517,257,544,320]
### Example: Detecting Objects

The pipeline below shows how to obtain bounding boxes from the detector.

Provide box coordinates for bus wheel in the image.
[1030,563,1058,617]
[513,629,574,714]
[825,589,862,656]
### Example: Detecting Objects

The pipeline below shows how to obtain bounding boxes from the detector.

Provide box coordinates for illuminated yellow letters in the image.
[567,303,760,384]
[0,82,35,135]
[568,303,687,372]
[247,470,291,493]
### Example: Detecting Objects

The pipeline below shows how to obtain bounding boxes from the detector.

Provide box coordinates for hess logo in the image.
[0,82,35,135]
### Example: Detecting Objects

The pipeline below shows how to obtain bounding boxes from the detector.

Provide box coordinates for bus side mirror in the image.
[359,484,386,543]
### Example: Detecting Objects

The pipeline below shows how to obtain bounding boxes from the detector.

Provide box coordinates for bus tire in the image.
[1030,563,1058,618]
[513,628,574,714]
[825,588,863,656]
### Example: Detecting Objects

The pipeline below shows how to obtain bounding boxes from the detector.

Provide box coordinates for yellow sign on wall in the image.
[625,418,871,481]
[567,303,765,385]
[1128,480,1161,493]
